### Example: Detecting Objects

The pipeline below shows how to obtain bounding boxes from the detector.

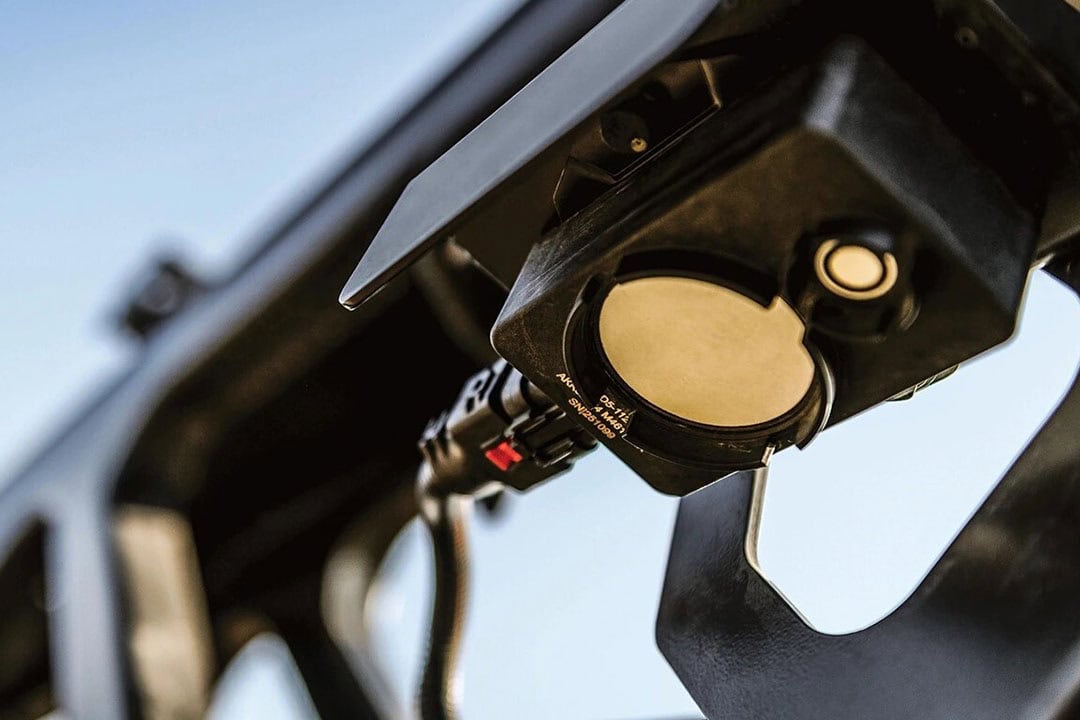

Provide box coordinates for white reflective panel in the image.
[366,522,428,716]
[368,452,701,720]
[758,271,1080,633]
[207,634,318,720]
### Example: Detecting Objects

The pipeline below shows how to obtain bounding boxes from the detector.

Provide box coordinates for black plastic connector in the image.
[419,359,596,497]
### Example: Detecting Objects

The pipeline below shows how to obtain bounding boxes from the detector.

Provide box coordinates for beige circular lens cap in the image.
[597,276,815,427]
[826,245,885,290]
[814,239,898,300]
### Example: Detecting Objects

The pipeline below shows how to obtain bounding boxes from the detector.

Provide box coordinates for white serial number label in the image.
[556,372,634,440]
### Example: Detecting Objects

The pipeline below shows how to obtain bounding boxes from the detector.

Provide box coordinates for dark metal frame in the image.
[1,0,1078,718]
[0,1,626,716]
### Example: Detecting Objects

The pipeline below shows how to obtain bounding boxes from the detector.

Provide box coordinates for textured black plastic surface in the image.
[492,39,1036,495]
[340,0,728,308]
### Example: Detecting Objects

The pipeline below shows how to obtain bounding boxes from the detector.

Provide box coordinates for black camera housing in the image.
[491,38,1036,495]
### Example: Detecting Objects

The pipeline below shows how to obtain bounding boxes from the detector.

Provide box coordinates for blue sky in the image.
[0,0,523,480]
[4,3,1079,719]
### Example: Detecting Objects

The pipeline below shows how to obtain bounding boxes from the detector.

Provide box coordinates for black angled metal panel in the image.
[657,268,1080,720]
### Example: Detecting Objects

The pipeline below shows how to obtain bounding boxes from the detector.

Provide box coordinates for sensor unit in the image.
[491,39,1035,495]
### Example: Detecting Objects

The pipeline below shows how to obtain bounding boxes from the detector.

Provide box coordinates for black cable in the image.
[417,465,470,720]
[411,360,596,719]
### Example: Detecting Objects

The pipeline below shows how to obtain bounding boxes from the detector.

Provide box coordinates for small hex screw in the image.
[955,27,979,49]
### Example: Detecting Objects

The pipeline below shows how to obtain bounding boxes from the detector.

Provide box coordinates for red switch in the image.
[484,441,523,471]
